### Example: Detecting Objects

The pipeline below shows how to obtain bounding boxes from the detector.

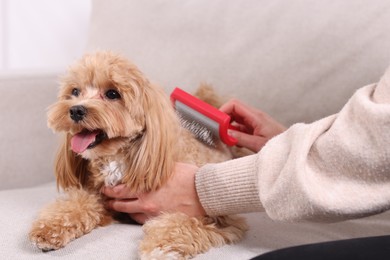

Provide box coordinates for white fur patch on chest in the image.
[101,161,123,186]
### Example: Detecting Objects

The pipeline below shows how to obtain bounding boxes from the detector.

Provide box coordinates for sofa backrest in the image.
[2,1,390,190]
[87,0,390,126]
[0,73,59,190]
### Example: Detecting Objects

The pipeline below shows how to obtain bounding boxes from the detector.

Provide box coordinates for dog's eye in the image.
[71,88,80,97]
[105,89,121,100]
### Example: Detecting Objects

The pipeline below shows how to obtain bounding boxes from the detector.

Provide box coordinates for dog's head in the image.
[48,51,178,191]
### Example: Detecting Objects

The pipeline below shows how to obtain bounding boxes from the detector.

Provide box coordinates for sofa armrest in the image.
[0,71,60,190]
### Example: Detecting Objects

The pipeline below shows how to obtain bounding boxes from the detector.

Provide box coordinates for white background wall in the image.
[0,0,91,72]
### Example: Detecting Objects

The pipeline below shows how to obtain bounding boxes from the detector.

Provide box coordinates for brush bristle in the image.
[177,113,216,146]
[174,101,219,146]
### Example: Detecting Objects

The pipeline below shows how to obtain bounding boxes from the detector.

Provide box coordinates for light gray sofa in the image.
[2,1,390,259]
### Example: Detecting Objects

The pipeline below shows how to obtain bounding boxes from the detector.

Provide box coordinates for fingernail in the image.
[228,129,236,137]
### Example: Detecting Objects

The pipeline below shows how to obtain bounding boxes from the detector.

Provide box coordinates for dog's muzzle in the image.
[69,105,87,122]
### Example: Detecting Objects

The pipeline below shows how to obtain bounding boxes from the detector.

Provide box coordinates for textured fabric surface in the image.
[2,182,390,260]
[0,183,141,260]
[196,155,263,216]
[0,73,59,190]
[252,235,390,260]
[87,0,390,126]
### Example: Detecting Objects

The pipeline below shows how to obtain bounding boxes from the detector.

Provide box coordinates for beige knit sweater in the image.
[195,67,390,222]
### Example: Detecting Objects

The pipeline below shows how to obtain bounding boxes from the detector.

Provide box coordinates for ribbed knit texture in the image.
[195,154,264,216]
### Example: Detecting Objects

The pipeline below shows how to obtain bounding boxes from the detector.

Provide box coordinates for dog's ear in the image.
[123,84,179,192]
[55,134,88,190]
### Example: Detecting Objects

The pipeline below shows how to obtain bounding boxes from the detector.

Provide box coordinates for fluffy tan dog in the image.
[29,51,247,259]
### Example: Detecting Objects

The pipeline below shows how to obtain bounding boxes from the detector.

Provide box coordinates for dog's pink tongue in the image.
[71,131,99,153]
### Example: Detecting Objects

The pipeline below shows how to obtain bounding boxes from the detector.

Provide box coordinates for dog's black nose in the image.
[69,105,87,122]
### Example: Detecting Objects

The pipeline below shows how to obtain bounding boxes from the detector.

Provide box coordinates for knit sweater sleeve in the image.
[195,68,390,222]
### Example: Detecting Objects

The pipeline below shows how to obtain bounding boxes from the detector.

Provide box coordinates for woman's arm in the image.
[197,71,390,222]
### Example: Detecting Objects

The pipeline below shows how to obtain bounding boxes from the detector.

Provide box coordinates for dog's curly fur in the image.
[29,51,247,259]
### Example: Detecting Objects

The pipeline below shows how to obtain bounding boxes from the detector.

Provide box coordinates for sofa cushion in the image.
[3,182,390,259]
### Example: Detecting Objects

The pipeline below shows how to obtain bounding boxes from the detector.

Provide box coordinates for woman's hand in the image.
[102,162,205,224]
[220,99,286,152]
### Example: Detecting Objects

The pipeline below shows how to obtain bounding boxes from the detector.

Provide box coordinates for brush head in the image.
[175,101,218,146]
[171,87,238,147]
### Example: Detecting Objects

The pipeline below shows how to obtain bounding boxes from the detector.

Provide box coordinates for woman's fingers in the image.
[129,213,149,224]
[106,199,140,213]
[102,184,137,199]
[228,129,267,152]
[220,99,256,125]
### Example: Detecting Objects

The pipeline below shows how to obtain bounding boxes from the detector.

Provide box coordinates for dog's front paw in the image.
[29,189,112,251]
[29,218,82,251]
